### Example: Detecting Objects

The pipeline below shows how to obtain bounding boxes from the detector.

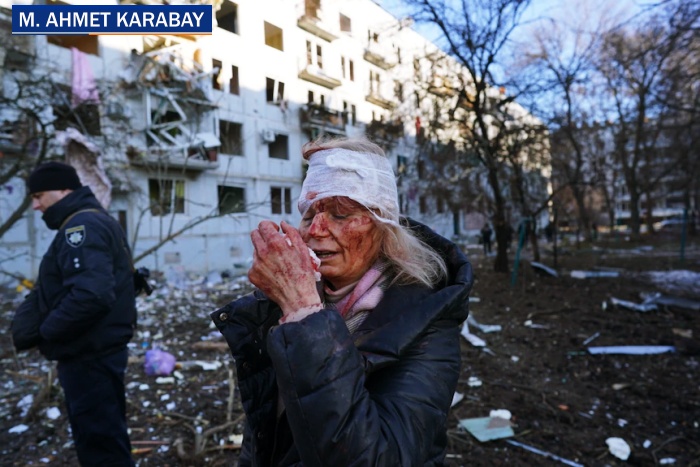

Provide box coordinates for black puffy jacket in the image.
[211,220,472,466]
[30,186,136,361]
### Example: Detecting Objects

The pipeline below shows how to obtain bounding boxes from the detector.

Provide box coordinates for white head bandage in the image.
[298,148,400,226]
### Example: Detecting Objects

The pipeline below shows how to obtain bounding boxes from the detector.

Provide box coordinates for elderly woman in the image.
[211,136,473,466]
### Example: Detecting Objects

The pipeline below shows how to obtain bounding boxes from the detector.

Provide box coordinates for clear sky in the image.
[378,0,647,48]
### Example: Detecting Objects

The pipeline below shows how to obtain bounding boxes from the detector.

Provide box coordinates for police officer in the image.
[13,161,136,466]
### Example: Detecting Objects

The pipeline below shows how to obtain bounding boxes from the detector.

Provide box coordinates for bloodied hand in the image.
[249,220,321,315]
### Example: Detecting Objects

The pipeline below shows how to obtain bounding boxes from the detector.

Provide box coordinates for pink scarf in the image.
[325,260,391,322]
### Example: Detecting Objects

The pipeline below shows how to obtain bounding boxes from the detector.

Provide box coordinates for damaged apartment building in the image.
[1,0,549,279]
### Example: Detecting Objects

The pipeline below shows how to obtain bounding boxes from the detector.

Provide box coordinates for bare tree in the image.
[404,0,547,273]
[523,2,615,242]
[596,1,699,237]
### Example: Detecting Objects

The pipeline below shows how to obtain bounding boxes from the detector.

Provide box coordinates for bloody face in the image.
[299,196,382,290]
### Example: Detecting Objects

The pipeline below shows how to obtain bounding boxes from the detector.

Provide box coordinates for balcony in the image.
[298,64,342,89]
[297,15,338,42]
[365,92,396,110]
[129,147,220,171]
[428,77,458,97]
[363,48,395,71]
[366,119,404,145]
[129,131,220,172]
[299,103,346,136]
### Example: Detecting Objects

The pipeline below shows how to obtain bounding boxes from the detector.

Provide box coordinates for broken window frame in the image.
[149,178,186,216]
[219,120,243,156]
[51,84,102,137]
[266,77,285,104]
[217,185,246,214]
[212,59,223,90]
[268,134,289,160]
[216,1,239,34]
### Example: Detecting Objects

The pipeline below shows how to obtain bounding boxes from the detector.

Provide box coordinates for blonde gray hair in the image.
[301,136,447,288]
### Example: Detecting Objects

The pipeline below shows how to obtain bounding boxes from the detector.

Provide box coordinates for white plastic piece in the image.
[606,437,631,461]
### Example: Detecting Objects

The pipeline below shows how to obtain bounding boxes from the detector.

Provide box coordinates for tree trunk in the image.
[487,167,509,273]
[628,190,642,239]
[570,183,592,241]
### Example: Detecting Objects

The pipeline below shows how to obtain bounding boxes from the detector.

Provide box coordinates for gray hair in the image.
[302,136,447,288]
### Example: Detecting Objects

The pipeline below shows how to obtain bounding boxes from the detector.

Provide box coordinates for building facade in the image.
[0,0,550,279]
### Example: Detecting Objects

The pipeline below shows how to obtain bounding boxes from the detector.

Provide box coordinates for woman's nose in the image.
[308,213,329,237]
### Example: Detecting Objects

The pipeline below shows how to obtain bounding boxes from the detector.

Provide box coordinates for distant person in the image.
[11,162,136,466]
[544,222,554,243]
[591,222,598,241]
[481,222,493,255]
[211,136,473,465]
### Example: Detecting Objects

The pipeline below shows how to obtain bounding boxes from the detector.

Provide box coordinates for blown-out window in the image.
[149,179,185,216]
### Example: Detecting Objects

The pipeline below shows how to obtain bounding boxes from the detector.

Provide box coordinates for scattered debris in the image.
[459,410,514,442]
[640,292,700,311]
[144,349,176,376]
[612,383,631,391]
[672,328,692,339]
[45,407,60,420]
[467,315,502,333]
[460,321,487,347]
[587,345,675,355]
[451,392,464,408]
[9,424,29,434]
[530,262,558,277]
[643,270,700,298]
[582,331,600,345]
[191,341,229,352]
[606,437,631,461]
[506,440,584,467]
[176,360,223,371]
[524,320,549,329]
[467,376,483,387]
[610,297,658,313]
[571,270,619,279]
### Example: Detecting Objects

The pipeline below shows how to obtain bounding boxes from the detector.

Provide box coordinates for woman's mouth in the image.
[314,250,336,259]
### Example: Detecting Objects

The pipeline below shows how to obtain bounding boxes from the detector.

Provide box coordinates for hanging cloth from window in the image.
[71,47,100,108]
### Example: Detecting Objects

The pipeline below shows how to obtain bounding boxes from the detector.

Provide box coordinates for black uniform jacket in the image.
[211,220,473,466]
[30,186,136,361]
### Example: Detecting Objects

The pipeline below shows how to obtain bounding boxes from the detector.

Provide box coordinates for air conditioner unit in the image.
[261,129,276,143]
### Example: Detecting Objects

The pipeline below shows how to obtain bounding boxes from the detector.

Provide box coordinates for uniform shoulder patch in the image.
[65,225,86,247]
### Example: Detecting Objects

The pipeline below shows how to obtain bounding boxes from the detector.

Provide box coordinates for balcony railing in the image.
[366,119,404,144]
[365,91,395,110]
[363,47,395,71]
[299,103,346,135]
[129,146,219,171]
[297,15,338,42]
[298,63,342,89]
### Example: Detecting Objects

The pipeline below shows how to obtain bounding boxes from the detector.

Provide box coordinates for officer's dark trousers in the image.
[58,348,133,467]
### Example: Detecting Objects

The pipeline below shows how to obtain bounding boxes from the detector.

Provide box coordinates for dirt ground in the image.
[1,235,699,466]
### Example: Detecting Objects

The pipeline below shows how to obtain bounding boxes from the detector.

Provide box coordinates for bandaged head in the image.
[298,148,400,226]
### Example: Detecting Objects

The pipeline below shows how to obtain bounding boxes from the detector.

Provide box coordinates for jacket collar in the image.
[42,186,102,230]
[353,218,473,367]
